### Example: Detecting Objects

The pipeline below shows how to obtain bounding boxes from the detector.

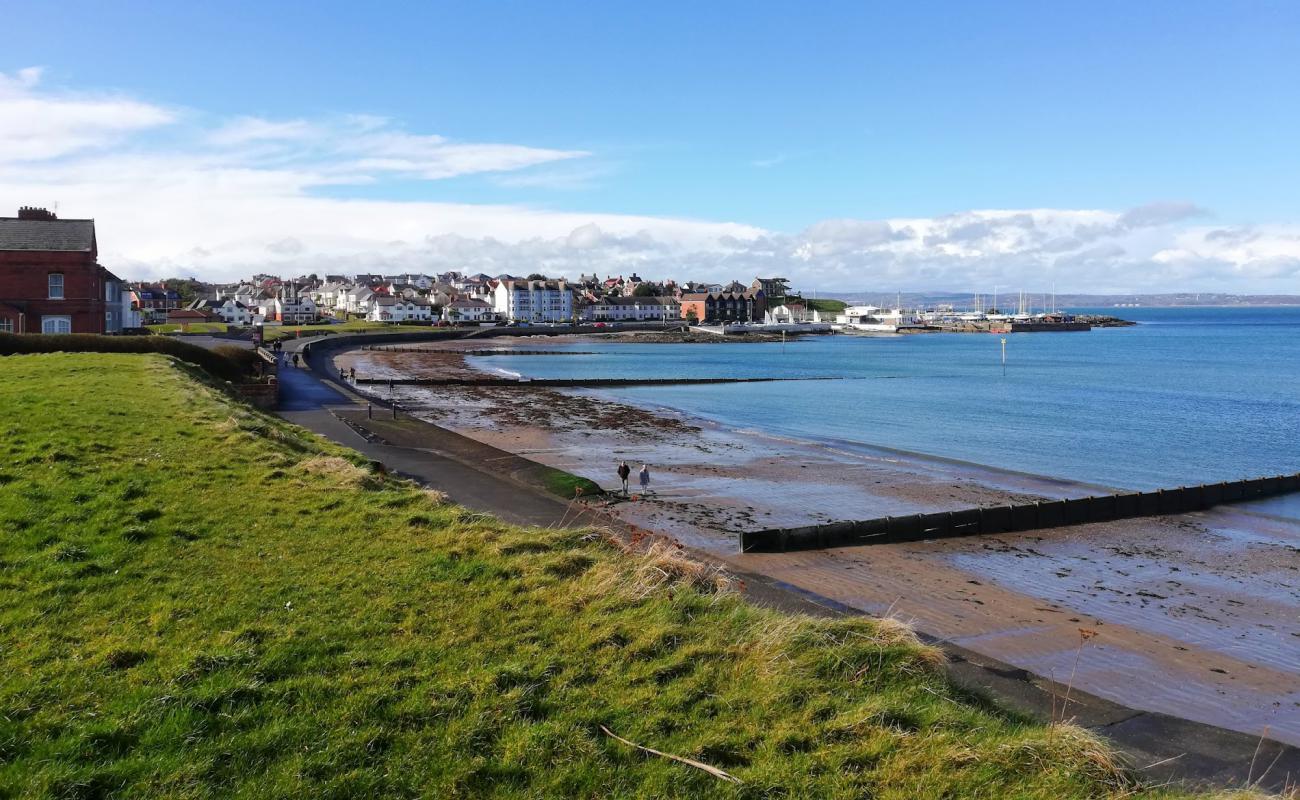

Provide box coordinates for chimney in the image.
[18,206,57,221]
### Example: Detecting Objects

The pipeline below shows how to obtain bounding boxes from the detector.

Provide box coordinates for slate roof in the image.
[0,217,97,252]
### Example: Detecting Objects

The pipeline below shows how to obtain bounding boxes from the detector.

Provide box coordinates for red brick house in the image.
[0,207,125,334]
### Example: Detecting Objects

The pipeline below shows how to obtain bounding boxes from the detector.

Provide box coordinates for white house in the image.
[311,281,351,312]
[213,299,254,325]
[764,302,815,324]
[581,295,679,322]
[366,295,434,323]
[442,298,497,323]
[384,273,434,290]
[259,285,317,324]
[341,286,375,315]
[492,279,574,323]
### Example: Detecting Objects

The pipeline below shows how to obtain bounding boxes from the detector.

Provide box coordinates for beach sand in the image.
[339,342,1300,744]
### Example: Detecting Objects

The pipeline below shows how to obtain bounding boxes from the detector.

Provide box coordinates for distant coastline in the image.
[820,292,1300,308]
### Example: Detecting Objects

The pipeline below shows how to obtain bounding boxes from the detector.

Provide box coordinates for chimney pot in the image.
[17,206,56,221]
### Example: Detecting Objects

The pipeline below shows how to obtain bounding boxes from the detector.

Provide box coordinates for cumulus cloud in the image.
[1,68,1298,293]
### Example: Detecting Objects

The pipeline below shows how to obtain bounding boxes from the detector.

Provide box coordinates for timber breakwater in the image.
[739,472,1300,552]
[356,376,825,388]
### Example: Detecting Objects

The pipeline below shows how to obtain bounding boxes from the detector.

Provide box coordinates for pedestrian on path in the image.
[291,353,300,368]
[639,464,651,494]
[617,461,631,495]
[348,366,356,381]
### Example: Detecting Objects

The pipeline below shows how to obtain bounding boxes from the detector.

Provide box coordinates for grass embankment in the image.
[1,353,1194,798]
[805,298,848,314]
[147,323,231,335]
[261,319,437,342]
[539,467,604,499]
[0,333,251,383]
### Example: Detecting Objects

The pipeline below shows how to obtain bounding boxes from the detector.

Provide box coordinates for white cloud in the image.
[1,68,1298,293]
[209,116,317,146]
[0,67,175,162]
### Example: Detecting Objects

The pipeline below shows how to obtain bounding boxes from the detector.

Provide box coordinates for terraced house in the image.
[0,206,128,334]
[581,295,679,322]
[678,290,766,324]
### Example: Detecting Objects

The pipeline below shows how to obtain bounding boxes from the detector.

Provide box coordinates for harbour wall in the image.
[738,473,1300,552]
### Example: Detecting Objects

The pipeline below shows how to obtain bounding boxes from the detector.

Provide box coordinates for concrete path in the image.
[274,356,582,528]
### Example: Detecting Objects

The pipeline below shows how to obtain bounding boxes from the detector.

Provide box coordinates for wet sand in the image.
[340,342,1300,745]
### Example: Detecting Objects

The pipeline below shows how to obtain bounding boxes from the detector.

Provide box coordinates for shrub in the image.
[211,344,261,374]
[0,333,249,382]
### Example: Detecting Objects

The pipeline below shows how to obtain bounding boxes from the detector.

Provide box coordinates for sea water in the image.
[469,307,1300,519]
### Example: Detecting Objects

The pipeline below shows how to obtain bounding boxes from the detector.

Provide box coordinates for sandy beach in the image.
[337,340,1300,745]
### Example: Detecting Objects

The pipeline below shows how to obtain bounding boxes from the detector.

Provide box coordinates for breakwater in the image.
[363,347,598,356]
[738,473,1300,552]
[357,376,820,388]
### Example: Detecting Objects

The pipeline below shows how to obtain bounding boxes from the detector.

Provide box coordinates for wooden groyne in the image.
[361,346,598,356]
[738,473,1300,552]
[357,376,821,388]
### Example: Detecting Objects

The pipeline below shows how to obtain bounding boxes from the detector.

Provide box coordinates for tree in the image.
[160,277,206,304]
[685,309,699,325]
[632,283,659,297]
[527,273,546,281]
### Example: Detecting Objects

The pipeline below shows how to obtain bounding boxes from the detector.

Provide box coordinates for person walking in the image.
[617,461,631,496]
[291,353,300,368]
[348,366,356,381]
[638,464,651,494]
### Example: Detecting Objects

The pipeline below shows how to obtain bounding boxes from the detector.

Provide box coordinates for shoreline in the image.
[335,338,1300,746]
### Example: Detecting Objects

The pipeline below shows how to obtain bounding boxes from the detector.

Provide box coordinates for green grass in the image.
[804,298,848,314]
[0,353,1191,798]
[261,319,436,342]
[147,323,232,334]
[540,467,605,499]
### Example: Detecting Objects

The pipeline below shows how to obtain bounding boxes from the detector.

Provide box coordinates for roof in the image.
[0,217,97,252]
[680,291,754,301]
[600,296,678,306]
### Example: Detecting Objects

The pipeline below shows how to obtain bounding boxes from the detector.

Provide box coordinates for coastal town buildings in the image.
[581,295,679,322]
[365,295,433,322]
[0,207,130,334]
[678,290,766,324]
[442,298,496,323]
[258,284,318,324]
[492,279,574,322]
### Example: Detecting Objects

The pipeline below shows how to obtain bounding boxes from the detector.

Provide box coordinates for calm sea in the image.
[469,307,1300,520]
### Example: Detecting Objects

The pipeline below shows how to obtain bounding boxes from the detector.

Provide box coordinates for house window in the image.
[42,315,72,334]
[48,273,65,299]
[0,318,12,333]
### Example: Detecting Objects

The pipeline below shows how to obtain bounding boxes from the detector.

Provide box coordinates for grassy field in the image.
[0,353,1207,798]
[146,323,232,335]
[260,319,437,342]
[804,298,848,314]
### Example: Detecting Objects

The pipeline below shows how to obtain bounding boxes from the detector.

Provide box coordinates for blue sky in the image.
[3,1,1299,290]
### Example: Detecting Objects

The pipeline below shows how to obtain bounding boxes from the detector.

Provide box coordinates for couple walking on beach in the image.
[617,461,650,496]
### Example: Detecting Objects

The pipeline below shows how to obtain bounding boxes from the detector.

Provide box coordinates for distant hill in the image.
[811,292,1300,309]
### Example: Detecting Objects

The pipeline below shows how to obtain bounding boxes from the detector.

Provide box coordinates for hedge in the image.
[0,333,250,383]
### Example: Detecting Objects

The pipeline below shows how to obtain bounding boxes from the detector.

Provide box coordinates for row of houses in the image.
[0,205,807,333]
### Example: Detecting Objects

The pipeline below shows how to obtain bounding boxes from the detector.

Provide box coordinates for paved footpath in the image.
[275,356,583,529]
